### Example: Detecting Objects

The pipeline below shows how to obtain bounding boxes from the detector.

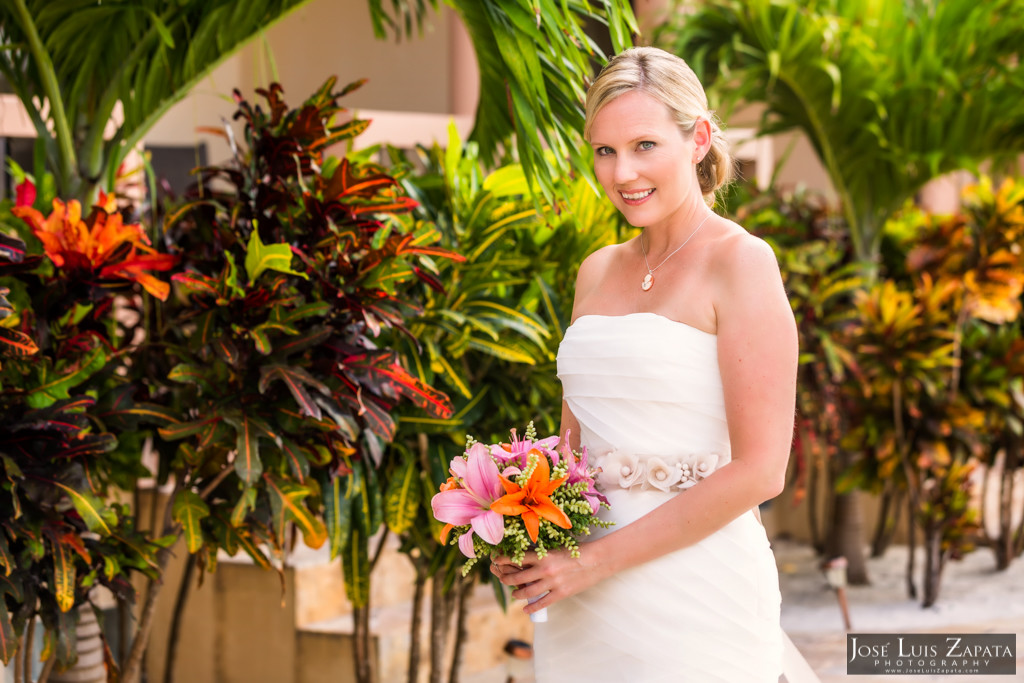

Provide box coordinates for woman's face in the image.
[589,89,704,230]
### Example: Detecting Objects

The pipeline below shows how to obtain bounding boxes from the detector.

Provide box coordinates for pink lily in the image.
[431,443,506,558]
[561,435,608,514]
[492,428,561,468]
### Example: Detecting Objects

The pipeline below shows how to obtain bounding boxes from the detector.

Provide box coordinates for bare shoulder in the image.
[705,219,792,332]
[571,240,635,321]
[708,222,781,284]
[702,221,784,302]
[575,241,628,293]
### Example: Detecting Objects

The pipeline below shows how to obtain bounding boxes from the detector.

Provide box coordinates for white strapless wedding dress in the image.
[536,312,784,682]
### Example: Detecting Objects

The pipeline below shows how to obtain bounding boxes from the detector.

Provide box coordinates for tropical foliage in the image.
[659,0,1024,259]
[369,0,638,204]
[0,0,316,201]
[1,183,170,679]
[141,78,459,683]
[375,130,624,681]
[1,76,458,683]
[740,176,1024,606]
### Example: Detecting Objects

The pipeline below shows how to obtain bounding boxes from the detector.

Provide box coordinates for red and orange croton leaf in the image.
[12,194,177,300]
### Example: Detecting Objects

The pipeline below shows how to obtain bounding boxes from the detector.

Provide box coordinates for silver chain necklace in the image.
[639,213,713,291]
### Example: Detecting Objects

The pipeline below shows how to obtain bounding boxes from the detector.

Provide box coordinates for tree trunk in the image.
[16,614,32,683]
[905,488,918,600]
[996,450,1015,570]
[163,552,198,683]
[121,541,175,683]
[353,604,374,683]
[826,489,869,584]
[407,561,428,683]
[805,446,823,554]
[870,485,902,558]
[36,653,56,683]
[921,522,945,608]
[118,596,131,672]
[447,577,474,683]
[428,577,448,683]
[122,483,181,683]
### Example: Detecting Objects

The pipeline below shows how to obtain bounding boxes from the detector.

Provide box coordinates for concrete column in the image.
[634,0,674,40]
[447,8,479,118]
[917,170,974,215]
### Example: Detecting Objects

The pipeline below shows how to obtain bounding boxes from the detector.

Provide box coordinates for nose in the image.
[612,154,639,185]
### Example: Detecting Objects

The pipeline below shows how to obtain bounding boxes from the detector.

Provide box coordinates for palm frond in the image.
[0,0,315,199]
[451,0,637,204]
[659,0,1024,259]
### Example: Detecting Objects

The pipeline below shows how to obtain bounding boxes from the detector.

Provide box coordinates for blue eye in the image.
[638,141,655,151]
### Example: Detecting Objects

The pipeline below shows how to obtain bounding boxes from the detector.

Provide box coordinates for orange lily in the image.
[12,195,176,300]
[490,449,572,543]
[437,476,461,544]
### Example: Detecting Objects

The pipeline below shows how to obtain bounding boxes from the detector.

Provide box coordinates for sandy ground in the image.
[776,539,1024,682]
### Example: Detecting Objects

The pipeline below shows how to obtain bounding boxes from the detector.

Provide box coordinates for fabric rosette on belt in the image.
[596,451,722,492]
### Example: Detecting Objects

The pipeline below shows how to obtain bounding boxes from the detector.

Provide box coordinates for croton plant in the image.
[1,184,173,671]
[143,76,459,605]
[1,75,459,676]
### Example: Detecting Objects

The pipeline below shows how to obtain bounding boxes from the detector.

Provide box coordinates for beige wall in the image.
[144,0,461,166]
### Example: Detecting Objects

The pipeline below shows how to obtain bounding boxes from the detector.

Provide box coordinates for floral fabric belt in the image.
[596,451,724,492]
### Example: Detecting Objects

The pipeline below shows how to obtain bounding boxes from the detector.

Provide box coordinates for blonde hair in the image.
[584,47,732,204]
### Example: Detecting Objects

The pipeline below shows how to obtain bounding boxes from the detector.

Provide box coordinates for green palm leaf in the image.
[0,0,314,199]
[371,1,637,204]
[660,0,1024,260]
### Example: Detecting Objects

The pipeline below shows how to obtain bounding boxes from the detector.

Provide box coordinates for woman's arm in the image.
[493,232,797,613]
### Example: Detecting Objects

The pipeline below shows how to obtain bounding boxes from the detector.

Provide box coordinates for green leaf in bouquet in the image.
[251,326,273,355]
[269,301,330,325]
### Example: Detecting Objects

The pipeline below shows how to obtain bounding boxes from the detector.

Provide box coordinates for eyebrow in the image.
[589,134,660,147]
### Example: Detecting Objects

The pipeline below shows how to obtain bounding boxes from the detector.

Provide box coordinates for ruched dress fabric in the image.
[535,312,783,682]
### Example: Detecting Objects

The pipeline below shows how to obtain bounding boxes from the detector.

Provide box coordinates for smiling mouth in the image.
[620,188,654,203]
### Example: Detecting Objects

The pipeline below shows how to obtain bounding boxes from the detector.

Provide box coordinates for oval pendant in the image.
[641,273,653,291]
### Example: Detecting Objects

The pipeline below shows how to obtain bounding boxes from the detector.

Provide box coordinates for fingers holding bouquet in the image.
[431,423,613,622]
[490,547,607,616]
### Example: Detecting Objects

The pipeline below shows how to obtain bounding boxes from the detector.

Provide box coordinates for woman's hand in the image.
[490,545,608,615]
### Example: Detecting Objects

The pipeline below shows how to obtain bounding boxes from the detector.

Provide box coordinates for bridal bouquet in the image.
[431,423,611,618]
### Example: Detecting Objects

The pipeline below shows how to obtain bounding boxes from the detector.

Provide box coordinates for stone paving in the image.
[777,540,1024,682]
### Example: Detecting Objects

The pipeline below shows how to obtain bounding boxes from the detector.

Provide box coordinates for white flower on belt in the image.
[676,453,721,490]
[644,456,681,492]
[598,451,644,489]
[595,451,723,492]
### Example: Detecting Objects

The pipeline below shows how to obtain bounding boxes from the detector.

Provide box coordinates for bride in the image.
[491,47,799,682]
